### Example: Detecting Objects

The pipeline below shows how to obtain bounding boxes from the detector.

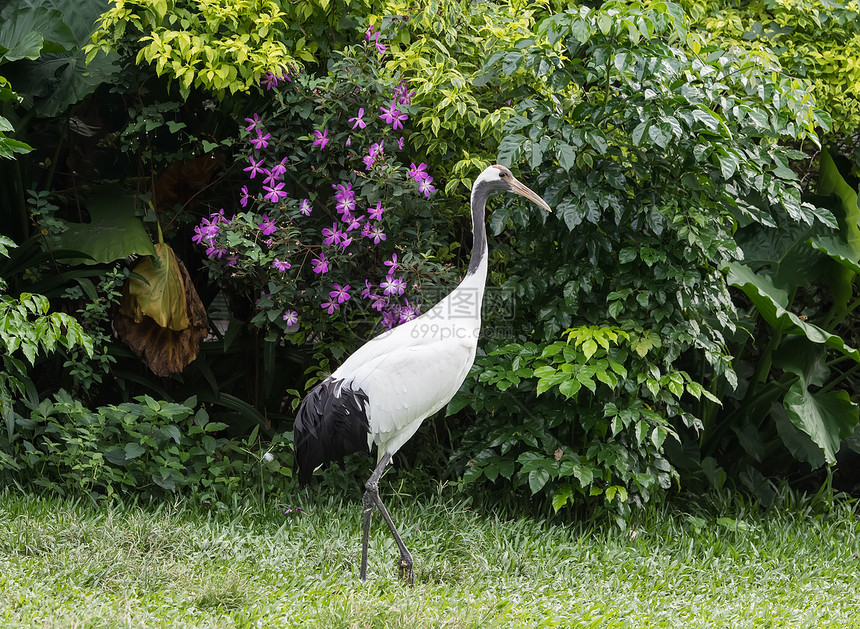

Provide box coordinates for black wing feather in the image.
[294,378,371,485]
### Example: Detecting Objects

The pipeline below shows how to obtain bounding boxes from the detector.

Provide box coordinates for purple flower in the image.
[394,84,415,106]
[397,136,405,150]
[344,214,364,231]
[408,162,428,180]
[369,141,384,158]
[244,114,261,131]
[363,155,376,170]
[349,108,367,130]
[384,253,398,272]
[321,299,339,314]
[312,128,329,150]
[365,24,376,40]
[270,158,288,179]
[381,275,405,296]
[244,156,265,179]
[379,103,405,128]
[192,225,212,246]
[322,223,344,246]
[273,258,291,272]
[330,283,351,303]
[250,129,271,150]
[263,182,288,203]
[381,309,398,329]
[339,236,353,251]
[336,196,356,215]
[418,176,436,197]
[239,186,251,208]
[333,183,354,200]
[400,299,418,322]
[370,294,388,311]
[260,72,280,90]
[312,253,329,274]
[374,32,386,54]
[366,224,386,244]
[206,245,227,259]
[282,310,298,326]
[299,199,313,216]
[192,217,219,245]
[367,201,384,221]
[262,169,280,187]
[361,280,374,299]
[258,214,277,235]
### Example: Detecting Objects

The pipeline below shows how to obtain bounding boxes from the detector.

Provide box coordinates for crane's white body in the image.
[294,164,549,581]
[331,257,488,461]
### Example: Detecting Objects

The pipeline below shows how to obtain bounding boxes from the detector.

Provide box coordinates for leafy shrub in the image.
[0,235,93,443]
[1,391,294,501]
[451,1,833,515]
[88,0,301,98]
[689,0,858,134]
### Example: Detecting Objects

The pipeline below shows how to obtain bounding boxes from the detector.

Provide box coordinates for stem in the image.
[700,372,796,456]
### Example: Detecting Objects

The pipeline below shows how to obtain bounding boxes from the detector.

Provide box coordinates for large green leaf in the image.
[48,185,157,265]
[815,150,860,316]
[12,50,117,117]
[733,209,826,292]
[0,7,76,62]
[6,0,111,44]
[0,1,118,116]
[783,385,857,466]
[809,235,860,275]
[773,337,858,465]
[724,262,860,361]
[817,150,860,256]
[772,403,826,468]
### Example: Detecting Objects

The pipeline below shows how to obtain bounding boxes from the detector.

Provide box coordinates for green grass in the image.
[0,484,858,628]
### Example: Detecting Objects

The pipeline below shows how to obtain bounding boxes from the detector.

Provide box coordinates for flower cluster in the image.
[191,39,442,341]
[359,253,421,329]
[192,209,232,261]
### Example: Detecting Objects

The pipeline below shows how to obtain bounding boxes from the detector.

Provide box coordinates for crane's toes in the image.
[398,557,414,585]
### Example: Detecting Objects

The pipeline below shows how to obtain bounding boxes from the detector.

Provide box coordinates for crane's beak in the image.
[510,178,552,213]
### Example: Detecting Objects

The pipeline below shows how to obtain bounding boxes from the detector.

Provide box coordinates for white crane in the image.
[294,164,551,581]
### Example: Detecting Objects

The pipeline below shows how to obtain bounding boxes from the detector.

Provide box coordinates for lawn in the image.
[0,485,858,628]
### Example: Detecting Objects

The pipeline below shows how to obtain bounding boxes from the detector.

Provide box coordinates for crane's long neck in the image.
[466,184,489,279]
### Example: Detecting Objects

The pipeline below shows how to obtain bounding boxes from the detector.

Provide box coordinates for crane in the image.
[294,164,551,582]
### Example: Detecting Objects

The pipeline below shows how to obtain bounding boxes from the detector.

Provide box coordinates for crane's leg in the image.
[360,452,414,583]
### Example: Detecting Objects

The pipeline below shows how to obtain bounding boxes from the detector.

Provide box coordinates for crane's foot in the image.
[398,554,414,585]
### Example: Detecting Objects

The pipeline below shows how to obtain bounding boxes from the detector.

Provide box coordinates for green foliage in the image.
[0,76,31,159]
[0,391,295,501]
[459,325,708,512]
[379,0,539,193]
[88,0,305,99]
[698,151,860,492]
[689,0,860,134]
[0,239,93,452]
[451,0,833,513]
[60,268,126,393]
[37,185,158,266]
[0,0,118,117]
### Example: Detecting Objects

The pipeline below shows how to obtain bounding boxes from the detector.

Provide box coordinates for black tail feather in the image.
[294,378,371,485]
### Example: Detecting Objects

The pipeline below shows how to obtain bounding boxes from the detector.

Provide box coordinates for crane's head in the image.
[474,164,552,213]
